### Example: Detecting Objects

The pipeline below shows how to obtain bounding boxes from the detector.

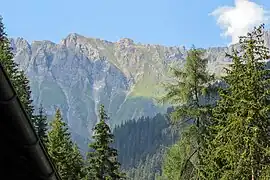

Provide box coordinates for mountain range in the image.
[10,30,270,149]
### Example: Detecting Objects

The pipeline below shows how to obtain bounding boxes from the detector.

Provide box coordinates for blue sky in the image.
[1,0,270,48]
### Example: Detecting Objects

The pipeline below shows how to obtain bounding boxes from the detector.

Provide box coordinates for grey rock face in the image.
[10,31,270,147]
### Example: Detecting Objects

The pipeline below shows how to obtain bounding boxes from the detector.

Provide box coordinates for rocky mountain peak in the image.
[117,38,134,46]
[10,37,31,52]
[60,33,82,47]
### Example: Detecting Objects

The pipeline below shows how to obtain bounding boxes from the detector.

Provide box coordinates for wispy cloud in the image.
[210,0,270,45]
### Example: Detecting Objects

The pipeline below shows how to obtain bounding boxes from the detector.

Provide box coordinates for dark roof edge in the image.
[0,63,62,180]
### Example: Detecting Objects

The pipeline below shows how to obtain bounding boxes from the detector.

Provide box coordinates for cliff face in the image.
[10,31,270,145]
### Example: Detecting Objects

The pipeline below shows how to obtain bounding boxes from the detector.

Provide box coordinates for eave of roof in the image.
[0,62,62,180]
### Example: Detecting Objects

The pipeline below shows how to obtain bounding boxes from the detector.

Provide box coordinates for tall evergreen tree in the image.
[0,15,38,131]
[201,24,270,179]
[0,16,18,79]
[71,144,87,179]
[34,104,48,142]
[16,70,35,119]
[47,108,85,180]
[160,46,215,179]
[86,104,126,180]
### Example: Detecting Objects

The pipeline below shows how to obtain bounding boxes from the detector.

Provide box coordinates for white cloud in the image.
[210,0,270,45]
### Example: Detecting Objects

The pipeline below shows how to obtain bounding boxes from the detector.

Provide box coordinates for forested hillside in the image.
[111,109,179,179]
[113,109,177,168]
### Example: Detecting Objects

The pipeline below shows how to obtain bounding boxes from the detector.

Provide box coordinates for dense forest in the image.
[2,13,270,179]
[112,110,179,179]
[113,110,176,169]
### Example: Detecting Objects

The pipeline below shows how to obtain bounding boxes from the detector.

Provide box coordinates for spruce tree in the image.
[0,16,37,129]
[202,24,270,179]
[71,144,86,179]
[47,108,85,180]
[16,70,35,119]
[160,46,215,179]
[86,104,126,180]
[0,16,18,79]
[34,104,48,142]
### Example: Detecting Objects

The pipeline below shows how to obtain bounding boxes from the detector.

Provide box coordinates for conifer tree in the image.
[34,104,48,142]
[0,16,37,129]
[86,104,126,180]
[16,71,35,118]
[71,144,87,179]
[47,108,85,180]
[202,24,270,179]
[160,46,215,179]
[0,16,18,79]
